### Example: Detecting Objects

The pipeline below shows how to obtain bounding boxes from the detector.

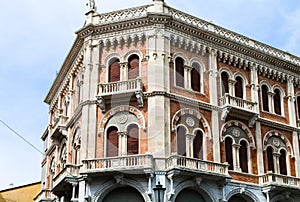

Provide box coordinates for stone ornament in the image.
[116,113,128,124]
[186,117,195,127]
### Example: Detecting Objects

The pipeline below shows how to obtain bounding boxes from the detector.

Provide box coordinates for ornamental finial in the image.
[86,0,96,12]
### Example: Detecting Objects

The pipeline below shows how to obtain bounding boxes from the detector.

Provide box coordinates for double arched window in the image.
[105,112,140,157]
[220,70,246,99]
[107,53,140,82]
[175,115,204,159]
[174,55,205,93]
[72,128,81,165]
[264,134,290,175]
[260,82,284,116]
[222,125,254,173]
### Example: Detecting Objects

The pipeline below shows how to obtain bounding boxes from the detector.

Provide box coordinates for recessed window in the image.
[191,63,201,92]
[274,89,281,115]
[234,76,243,98]
[175,57,184,88]
[128,55,139,80]
[221,72,229,96]
[109,58,120,82]
[106,126,119,157]
[261,85,269,112]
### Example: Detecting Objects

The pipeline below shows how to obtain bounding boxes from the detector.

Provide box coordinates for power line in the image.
[0,119,43,155]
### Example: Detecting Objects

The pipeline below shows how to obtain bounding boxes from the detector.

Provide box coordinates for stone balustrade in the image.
[166,155,229,176]
[52,164,81,189]
[259,172,300,188]
[98,78,143,96]
[83,154,154,172]
[220,93,257,112]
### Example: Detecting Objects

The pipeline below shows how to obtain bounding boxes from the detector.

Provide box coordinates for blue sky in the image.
[0,0,300,190]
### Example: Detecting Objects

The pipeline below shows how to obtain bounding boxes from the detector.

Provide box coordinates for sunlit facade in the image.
[35,0,300,201]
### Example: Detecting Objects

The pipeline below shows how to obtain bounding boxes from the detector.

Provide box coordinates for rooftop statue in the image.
[86,0,96,12]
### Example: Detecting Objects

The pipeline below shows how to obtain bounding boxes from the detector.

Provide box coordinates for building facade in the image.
[0,182,40,202]
[35,0,300,201]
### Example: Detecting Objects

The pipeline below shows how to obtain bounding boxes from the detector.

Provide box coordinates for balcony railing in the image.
[259,172,300,188]
[83,154,154,173]
[53,164,80,188]
[220,94,257,112]
[98,78,143,96]
[167,155,229,176]
[34,189,54,202]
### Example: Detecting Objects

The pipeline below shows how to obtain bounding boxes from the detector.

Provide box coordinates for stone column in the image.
[232,143,241,171]
[184,65,192,90]
[209,49,220,162]
[268,92,275,113]
[256,122,264,175]
[250,65,259,112]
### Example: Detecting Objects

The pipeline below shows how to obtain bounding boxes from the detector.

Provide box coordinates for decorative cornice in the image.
[258,117,300,133]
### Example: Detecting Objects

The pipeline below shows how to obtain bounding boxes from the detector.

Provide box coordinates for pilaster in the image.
[256,122,264,175]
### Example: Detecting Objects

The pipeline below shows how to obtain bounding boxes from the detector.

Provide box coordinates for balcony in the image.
[166,155,229,177]
[34,189,54,202]
[96,78,144,112]
[82,154,154,174]
[259,172,300,189]
[50,114,68,140]
[52,164,81,189]
[220,94,258,126]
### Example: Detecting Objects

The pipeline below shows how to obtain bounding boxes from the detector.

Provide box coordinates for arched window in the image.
[267,146,274,173]
[128,55,139,80]
[239,140,248,173]
[60,144,67,170]
[274,89,281,115]
[191,63,201,92]
[177,126,186,156]
[175,57,184,88]
[109,58,120,82]
[225,137,233,170]
[279,149,287,175]
[261,85,269,112]
[235,76,243,98]
[127,124,139,155]
[106,126,119,157]
[75,78,81,107]
[73,129,81,165]
[193,130,203,159]
[221,72,229,96]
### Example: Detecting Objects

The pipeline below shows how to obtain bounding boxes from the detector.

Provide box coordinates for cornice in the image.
[44,37,84,105]
[258,117,300,133]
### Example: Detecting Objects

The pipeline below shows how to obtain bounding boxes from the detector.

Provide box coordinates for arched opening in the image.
[127,124,139,155]
[177,126,186,156]
[191,63,201,92]
[239,140,248,173]
[175,57,184,88]
[73,129,81,165]
[274,89,281,115]
[235,76,243,98]
[279,149,287,175]
[102,186,144,202]
[106,126,119,157]
[228,194,254,202]
[267,146,274,173]
[109,58,120,82]
[225,137,233,170]
[221,72,229,96]
[128,55,139,80]
[175,188,209,202]
[261,85,269,112]
[193,130,203,159]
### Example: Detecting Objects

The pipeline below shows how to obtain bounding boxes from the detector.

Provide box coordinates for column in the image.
[232,143,241,171]
[184,65,192,90]
[273,153,280,174]
[250,65,259,112]
[256,122,264,175]
[268,92,275,113]
[209,49,221,162]
[120,62,128,81]
[118,132,127,156]
[229,79,236,96]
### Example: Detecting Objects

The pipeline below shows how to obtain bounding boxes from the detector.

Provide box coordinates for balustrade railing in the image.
[259,172,300,188]
[83,154,154,172]
[220,93,257,111]
[167,155,229,175]
[98,78,142,96]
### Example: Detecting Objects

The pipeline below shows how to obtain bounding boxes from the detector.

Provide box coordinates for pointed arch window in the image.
[127,124,139,155]
[106,126,119,157]
[235,76,243,98]
[177,126,186,156]
[221,72,229,96]
[261,85,269,112]
[175,57,184,88]
[109,58,121,82]
[60,144,67,170]
[191,63,201,92]
[225,137,233,170]
[239,140,248,173]
[193,130,203,159]
[128,55,139,80]
[274,89,282,115]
